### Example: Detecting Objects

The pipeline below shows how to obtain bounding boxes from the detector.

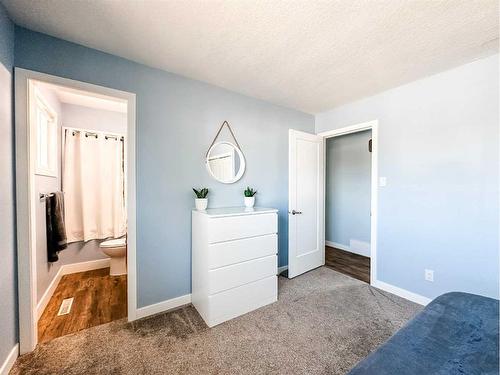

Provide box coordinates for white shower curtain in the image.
[63,129,127,243]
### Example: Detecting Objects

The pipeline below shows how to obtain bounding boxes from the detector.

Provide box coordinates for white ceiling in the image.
[36,81,127,113]
[4,0,498,114]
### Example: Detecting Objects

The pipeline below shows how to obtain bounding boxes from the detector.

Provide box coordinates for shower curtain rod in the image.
[69,129,124,141]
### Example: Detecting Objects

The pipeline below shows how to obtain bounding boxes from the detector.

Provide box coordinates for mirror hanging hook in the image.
[205,120,242,157]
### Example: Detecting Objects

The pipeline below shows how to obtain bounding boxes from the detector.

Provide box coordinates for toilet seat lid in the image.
[100,237,126,248]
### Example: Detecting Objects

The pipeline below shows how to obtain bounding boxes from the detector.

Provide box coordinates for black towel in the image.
[46,192,67,262]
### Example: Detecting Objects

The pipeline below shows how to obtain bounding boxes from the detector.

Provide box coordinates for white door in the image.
[288,129,324,278]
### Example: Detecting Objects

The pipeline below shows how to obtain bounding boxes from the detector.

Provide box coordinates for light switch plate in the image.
[379,177,387,187]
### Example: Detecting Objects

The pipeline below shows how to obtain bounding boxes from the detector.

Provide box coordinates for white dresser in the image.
[192,207,278,327]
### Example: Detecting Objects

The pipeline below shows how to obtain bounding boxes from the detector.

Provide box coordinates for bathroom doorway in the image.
[15,69,137,353]
[318,121,378,285]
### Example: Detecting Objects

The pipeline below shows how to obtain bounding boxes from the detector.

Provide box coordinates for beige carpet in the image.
[11,267,421,375]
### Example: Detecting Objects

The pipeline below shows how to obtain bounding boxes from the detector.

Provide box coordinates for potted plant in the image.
[193,188,209,210]
[244,187,257,208]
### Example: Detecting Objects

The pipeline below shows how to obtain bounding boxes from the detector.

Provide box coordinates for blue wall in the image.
[0,3,17,364]
[317,55,499,300]
[14,27,314,307]
[326,130,371,250]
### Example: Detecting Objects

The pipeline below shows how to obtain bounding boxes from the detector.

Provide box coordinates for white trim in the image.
[277,265,288,274]
[317,120,375,138]
[59,258,110,275]
[325,240,370,257]
[15,70,38,353]
[15,68,138,354]
[36,267,63,320]
[36,259,111,320]
[325,240,349,251]
[32,87,58,178]
[372,280,431,306]
[135,294,192,320]
[126,92,137,322]
[0,344,19,375]
[319,120,379,285]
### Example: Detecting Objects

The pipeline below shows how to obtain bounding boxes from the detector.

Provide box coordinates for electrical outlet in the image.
[425,269,434,282]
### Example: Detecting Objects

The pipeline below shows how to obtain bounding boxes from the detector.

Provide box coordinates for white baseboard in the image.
[325,240,370,257]
[277,265,288,275]
[135,294,192,320]
[326,240,349,251]
[372,279,432,306]
[61,258,110,275]
[349,239,370,257]
[36,266,64,320]
[0,344,19,375]
[36,258,111,319]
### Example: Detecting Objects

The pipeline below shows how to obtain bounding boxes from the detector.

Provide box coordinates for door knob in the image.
[290,210,302,215]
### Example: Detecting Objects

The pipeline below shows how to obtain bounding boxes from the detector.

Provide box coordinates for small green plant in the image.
[193,188,209,199]
[244,187,257,197]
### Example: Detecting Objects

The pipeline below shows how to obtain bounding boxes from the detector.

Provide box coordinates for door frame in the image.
[15,68,138,354]
[318,120,378,285]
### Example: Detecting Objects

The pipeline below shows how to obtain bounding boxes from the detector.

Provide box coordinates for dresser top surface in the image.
[193,206,278,218]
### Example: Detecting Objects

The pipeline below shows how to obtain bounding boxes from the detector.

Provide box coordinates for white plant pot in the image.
[244,196,255,208]
[195,198,208,211]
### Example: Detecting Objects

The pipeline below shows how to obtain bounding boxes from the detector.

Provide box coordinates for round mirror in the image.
[206,141,245,183]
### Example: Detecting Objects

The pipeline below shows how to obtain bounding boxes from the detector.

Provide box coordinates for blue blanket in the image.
[348,292,499,375]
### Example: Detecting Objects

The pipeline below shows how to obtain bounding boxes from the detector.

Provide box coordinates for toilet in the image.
[99,237,127,276]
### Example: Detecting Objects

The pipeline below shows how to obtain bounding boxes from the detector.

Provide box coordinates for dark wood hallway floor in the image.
[325,246,370,283]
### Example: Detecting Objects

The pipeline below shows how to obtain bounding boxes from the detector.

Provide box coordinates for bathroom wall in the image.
[325,130,371,256]
[0,2,17,366]
[61,103,127,134]
[34,84,64,303]
[34,85,128,304]
[15,27,315,308]
[316,54,499,300]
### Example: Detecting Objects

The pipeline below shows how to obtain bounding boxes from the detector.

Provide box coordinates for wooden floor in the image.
[38,268,127,343]
[325,246,370,283]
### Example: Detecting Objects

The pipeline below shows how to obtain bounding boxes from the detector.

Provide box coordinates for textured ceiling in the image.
[3,0,498,113]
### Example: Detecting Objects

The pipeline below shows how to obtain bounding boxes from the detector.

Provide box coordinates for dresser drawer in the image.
[207,213,277,243]
[207,275,277,327]
[208,234,277,269]
[208,255,277,294]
